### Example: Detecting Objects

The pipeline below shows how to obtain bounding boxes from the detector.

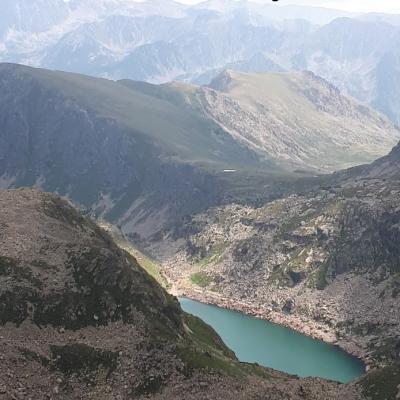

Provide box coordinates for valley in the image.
[0,63,398,241]
[0,61,399,398]
[0,188,368,400]
[1,0,400,392]
[154,176,400,368]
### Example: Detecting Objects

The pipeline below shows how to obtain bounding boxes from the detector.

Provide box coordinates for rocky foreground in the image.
[0,188,374,400]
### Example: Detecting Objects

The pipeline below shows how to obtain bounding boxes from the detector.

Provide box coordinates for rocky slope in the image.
[0,188,367,399]
[153,171,400,396]
[122,69,400,173]
[2,64,397,241]
[0,63,270,240]
[346,140,400,180]
[200,70,399,172]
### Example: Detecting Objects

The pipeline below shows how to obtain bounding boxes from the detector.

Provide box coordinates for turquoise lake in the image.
[179,298,365,383]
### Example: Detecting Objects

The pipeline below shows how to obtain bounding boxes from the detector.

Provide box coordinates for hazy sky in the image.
[176,0,400,14]
[280,0,400,13]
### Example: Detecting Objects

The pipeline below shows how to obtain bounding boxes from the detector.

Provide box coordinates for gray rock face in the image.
[200,70,399,172]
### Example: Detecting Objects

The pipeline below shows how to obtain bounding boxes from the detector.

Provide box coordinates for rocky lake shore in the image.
[168,280,368,368]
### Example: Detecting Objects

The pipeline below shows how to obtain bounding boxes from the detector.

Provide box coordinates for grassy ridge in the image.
[97,220,168,287]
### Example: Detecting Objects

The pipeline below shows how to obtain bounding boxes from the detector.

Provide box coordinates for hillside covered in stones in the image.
[0,188,372,400]
[155,165,400,399]
[201,70,399,172]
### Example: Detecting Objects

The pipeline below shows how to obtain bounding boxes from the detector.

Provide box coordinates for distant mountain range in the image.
[1,0,400,124]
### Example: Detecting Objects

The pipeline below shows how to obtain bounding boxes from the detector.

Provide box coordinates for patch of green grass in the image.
[194,242,227,268]
[178,312,242,377]
[359,364,400,400]
[98,221,168,288]
[184,314,235,359]
[177,347,244,377]
[122,246,168,288]
[190,272,213,288]
[178,313,272,379]
[306,262,329,290]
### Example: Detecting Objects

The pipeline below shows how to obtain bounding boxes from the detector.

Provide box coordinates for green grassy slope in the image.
[0,63,323,239]
[0,63,262,170]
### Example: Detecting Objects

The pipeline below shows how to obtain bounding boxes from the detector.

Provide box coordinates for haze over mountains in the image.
[1,0,400,124]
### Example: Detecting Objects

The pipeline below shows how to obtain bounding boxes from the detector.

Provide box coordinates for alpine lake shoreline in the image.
[170,285,368,383]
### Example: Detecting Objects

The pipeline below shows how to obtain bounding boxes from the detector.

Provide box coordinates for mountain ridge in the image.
[0,63,398,241]
[2,1,400,124]
[201,69,399,171]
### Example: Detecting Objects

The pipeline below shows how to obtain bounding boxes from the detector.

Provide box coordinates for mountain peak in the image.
[207,69,238,92]
[0,188,183,332]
